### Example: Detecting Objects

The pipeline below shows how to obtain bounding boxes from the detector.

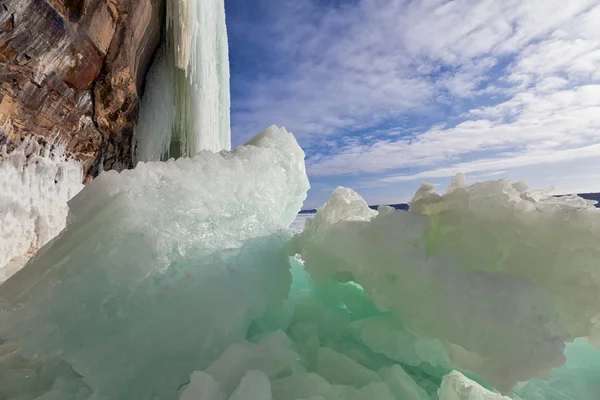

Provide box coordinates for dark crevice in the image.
[63,0,85,22]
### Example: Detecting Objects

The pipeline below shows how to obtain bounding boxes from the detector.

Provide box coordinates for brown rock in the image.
[0,0,163,173]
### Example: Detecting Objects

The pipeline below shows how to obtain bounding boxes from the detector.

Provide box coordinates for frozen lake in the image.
[289,212,315,234]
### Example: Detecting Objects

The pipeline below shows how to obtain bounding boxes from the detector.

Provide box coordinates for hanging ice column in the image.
[134,0,231,162]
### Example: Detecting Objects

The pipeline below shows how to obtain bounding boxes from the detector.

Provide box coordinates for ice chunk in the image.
[438,371,510,400]
[381,365,431,400]
[510,338,600,400]
[270,373,335,400]
[292,177,600,391]
[228,370,272,400]
[345,382,396,400]
[0,135,83,282]
[180,371,226,400]
[0,126,309,399]
[310,187,377,225]
[0,340,91,399]
[316,346,380,388]
[348,314,450,369]
[205,331,302,396]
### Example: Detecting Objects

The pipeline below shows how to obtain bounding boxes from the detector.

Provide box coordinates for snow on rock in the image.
[0,135,83,283]
[0,125,309,399]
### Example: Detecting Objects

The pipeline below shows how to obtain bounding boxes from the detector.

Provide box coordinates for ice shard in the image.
[134,0,230,162]
[0,126,308,399]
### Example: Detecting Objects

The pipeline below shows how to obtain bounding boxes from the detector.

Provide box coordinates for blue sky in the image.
[225,0,600,209]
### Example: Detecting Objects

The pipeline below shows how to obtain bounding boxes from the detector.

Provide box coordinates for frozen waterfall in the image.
[134,0,231,162]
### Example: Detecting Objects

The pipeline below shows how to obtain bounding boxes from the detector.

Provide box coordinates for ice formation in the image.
[177,259,439,400]
[134,0,230,162]
[0,126,308,399]
[292,176,600,394]
[2,131,600,399]
[0,135,83,283]
[175,254,600,400]
[438,371,510,400]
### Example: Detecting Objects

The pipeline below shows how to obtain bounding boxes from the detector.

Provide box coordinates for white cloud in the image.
[308,84,600,176]
[230,0,600,201]
[233,0,599,136]
[380,142,600,183]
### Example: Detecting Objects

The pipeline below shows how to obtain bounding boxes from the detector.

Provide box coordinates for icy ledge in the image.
[0,135,83,283]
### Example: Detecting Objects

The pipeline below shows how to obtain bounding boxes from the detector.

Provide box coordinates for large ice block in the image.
[292,175,600,392]
[0,125,309,400]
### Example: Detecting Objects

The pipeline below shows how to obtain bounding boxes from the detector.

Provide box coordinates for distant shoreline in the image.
[299,192,600,213]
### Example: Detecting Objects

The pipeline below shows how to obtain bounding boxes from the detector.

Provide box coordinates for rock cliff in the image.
[0,0,163,173]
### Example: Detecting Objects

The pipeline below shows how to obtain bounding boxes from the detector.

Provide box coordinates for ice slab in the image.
[0,125,308,399]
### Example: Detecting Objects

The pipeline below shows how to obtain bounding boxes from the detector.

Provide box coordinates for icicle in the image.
[135,0,231,163]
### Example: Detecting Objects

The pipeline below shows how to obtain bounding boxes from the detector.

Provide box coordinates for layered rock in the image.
[0,0,163,172]
[0,0,163,279]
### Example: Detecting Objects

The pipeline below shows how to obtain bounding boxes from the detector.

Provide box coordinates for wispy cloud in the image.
[310,84,600,177]
[226,0,600,206]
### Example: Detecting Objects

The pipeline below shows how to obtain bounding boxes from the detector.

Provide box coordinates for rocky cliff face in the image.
[0,0,163,173]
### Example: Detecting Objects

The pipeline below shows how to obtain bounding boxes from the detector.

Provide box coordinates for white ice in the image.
[0,125,309,399]
[0,135,83,283]
[438,371,510,400]
[292,174,600,391]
